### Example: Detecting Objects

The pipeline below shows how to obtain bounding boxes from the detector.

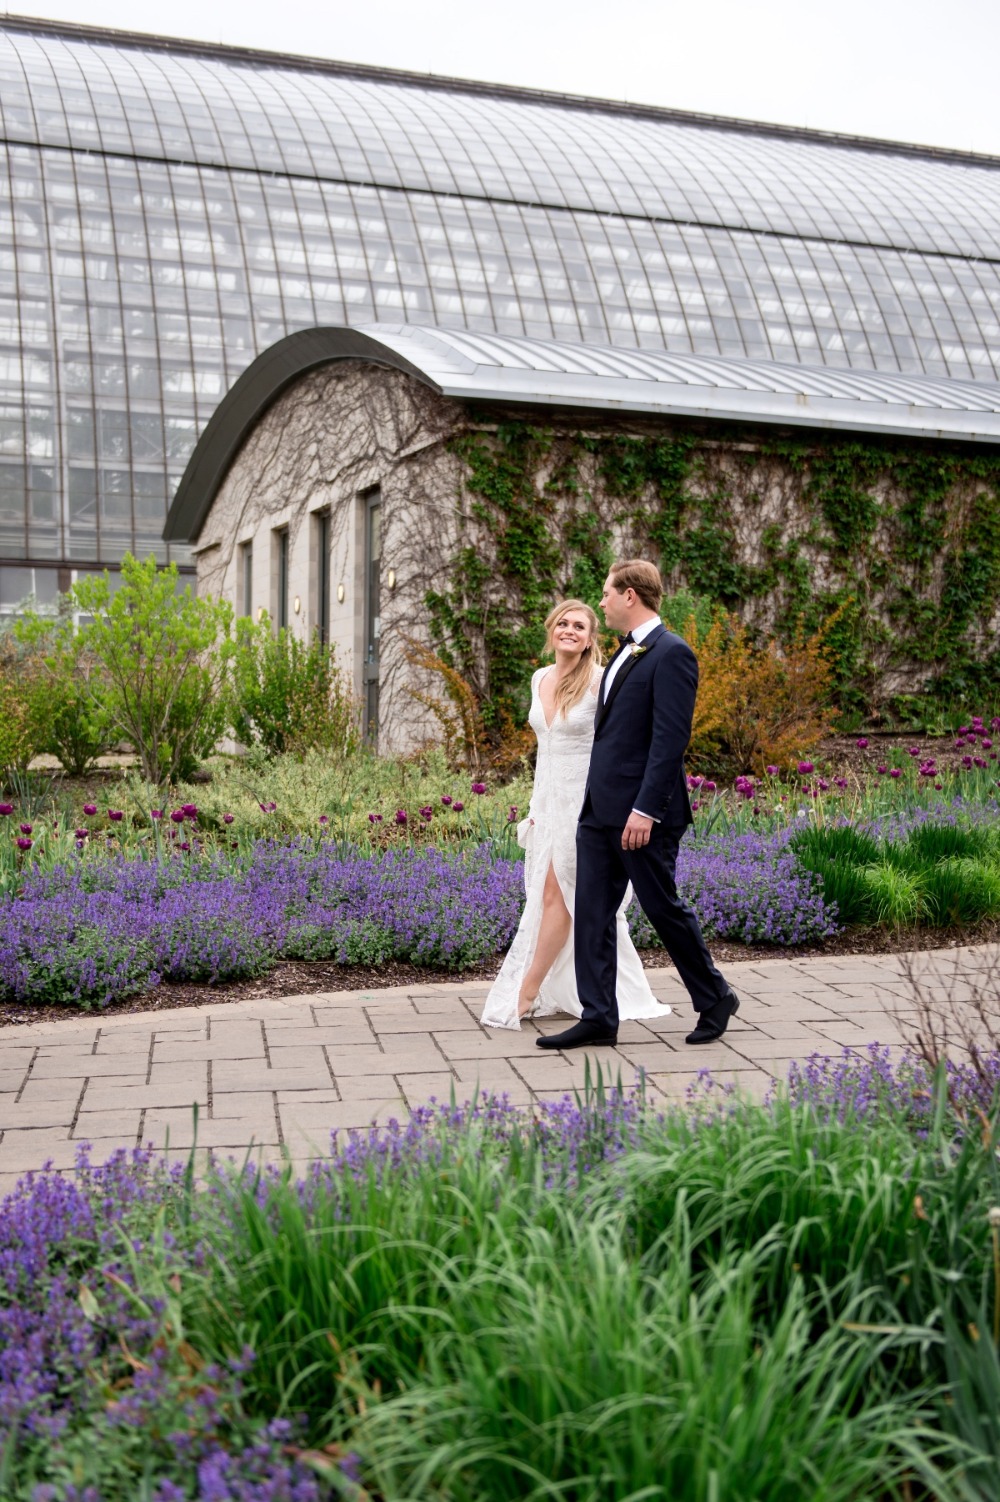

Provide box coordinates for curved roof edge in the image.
[163,328,429,543]
[165,324,1000,546]
[5,13,1000,172]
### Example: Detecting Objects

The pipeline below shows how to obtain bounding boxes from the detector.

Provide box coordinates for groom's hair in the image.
[609,559,663,612]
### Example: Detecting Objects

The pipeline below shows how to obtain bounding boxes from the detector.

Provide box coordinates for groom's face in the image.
[600,574,630,633]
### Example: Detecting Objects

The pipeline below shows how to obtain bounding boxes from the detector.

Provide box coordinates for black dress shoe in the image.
[685,992,740,1045]
[536,1019,619,1050]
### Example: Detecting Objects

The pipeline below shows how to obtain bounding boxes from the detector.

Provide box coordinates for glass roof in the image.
[1,17,1000,579]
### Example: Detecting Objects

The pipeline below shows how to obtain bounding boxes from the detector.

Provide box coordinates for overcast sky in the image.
[10,0,1000,157]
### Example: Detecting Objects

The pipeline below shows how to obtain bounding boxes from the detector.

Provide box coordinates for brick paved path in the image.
[1,945,994,1194]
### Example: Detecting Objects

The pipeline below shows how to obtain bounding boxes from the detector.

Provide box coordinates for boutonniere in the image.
[629,643,648,658]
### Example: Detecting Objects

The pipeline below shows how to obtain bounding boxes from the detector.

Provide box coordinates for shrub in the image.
[0,631,52,778]
[13,610,111,776]
[230,619,359,758]
[665,605,840,773]
[71,554,233,785]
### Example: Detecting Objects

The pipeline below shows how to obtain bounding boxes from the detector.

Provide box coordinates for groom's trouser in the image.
[575,816,729,1031]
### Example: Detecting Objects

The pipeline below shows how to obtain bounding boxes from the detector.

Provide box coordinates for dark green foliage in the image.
[437,422,1000,732]
[791,820,1000,928]
[230,620,358,758]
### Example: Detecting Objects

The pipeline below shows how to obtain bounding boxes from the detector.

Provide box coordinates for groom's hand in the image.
[621,811,653,850]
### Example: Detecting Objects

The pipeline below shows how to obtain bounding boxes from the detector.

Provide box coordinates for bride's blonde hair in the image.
[543,599,603,719]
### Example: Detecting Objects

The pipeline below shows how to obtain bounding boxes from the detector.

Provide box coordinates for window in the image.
[240,540,252,617]
[274,527,289,629]
[363,490,381,740]
[314,508,330,643]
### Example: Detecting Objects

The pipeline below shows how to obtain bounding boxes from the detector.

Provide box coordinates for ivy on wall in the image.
[426,420,1000,732]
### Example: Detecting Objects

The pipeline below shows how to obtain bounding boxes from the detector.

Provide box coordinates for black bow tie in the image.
[618,632,634,648]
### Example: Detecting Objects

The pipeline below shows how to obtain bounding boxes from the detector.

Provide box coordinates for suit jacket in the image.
[582,622,696,829]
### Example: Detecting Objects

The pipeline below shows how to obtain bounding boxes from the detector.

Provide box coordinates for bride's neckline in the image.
[539,664,600,730]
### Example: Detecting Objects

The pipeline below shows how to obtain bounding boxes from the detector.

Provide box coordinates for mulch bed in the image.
[3,919,998,1030]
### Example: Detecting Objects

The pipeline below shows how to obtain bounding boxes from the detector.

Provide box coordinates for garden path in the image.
[1,944,995,1195]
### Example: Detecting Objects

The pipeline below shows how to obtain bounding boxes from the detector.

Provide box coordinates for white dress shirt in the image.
[601,614,662,822]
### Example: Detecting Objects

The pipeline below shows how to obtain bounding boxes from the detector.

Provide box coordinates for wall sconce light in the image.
[336,583,345,604]
[256,606,264,622]
[293,595,301,615]
[386,568,397,590]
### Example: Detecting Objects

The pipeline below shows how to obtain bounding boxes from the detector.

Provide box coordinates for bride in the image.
[481,599,670,1031]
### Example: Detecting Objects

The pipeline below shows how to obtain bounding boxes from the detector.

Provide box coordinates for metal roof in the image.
[164,323,1000,544]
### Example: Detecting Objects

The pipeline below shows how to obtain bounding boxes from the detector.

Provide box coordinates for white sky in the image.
[8,0,1000,157]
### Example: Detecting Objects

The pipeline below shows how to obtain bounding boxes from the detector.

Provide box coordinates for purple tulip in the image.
[368,812,383,823]
[855,738,868,750]
[395,809,408,826]
[440,795,453,806]
[765,765,779,776]
[877,766,887,775]
[75,828,88,839]
[19,823,32,835]
[0,802,12,816]
[319,814,330,825]
[82,803,97,816]
[170,809,185,824]
[703,780,717,793]
[691,799,700,811]
[108,810,124,822]
[419,806,433,821]
[452,801,464,813]
[817,778,829,791]
[16,837,31,851]
[222,813,235,825]
[151,809,164,820]
[470,782,487,795]
[181,803,198,817]
[508,805,518,822]
[797,761,814,775]
[962,756,973,769]
[889,768,901,779]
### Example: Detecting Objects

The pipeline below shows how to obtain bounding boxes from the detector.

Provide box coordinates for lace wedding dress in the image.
[481,666,671,1030]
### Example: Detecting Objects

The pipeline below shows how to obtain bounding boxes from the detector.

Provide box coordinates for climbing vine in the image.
[426,420,1000,735]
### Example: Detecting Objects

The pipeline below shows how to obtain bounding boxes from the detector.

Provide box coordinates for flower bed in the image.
[0,829,836,1009]
[3,1053,999,1500]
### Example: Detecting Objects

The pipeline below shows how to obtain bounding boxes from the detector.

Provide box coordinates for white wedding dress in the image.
[481,666,671,1030]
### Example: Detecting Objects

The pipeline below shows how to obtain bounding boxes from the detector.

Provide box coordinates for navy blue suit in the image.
[574,623,730,1029]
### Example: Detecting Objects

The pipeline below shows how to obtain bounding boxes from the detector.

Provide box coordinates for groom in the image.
[538,559,740,1051]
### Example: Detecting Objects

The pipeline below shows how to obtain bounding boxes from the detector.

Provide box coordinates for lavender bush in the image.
[0,827,836,1009]
[628,826,838,947]
[0,843,526,1007]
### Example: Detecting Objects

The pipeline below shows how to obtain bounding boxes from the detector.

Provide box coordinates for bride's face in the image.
[551,610,593,659]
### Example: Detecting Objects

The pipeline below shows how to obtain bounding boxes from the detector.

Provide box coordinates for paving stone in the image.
[394,1071,461,1106]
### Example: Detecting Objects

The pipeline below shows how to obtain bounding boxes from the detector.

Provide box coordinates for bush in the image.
[70,554,233,785]
[230,619,359,758]
[664,604,840,773]
[0,631,52,778]
[13,610,111,776]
